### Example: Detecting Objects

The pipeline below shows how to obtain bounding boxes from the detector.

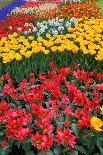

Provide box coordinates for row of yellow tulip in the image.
[0,18,103,63]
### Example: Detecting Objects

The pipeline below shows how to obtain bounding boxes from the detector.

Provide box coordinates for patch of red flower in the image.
[34,2,100,19]
[0,14,36,38]
[0,64,102,152]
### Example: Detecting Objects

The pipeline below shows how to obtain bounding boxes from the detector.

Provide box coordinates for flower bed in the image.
[0,14,36,38]
[0,65,103,154]
[0,18,102,82]
[1,17,103,62]
[0,0,103,154]
[11,2,100,19]
[11,1,59,15]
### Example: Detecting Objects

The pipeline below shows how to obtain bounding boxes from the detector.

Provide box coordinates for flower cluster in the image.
[11,1,58,15]
[35,2,100,19]
[0,14,78,38]
[91,116,103,132]
[0,65,102,153]
[11,2,100,19]
[0,0,103,154]
[68,18,103,60]
[0,14,36,38]
[24,17,77,36]
[0,18,103,63]
[24,0,82,2]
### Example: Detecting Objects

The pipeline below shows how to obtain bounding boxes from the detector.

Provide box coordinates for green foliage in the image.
[97,138,103,154]
[1,51,102,83]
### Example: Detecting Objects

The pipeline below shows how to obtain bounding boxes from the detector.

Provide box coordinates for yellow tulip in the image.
[28,36,34,40]
[14,53,22,61]
[25,51,33,58]
[51,46,58,53]
[43,50,49,55]
[91,116,103,132]
[58,46,64,53]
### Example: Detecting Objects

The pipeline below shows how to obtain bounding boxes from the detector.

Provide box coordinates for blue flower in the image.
[0,0,26,22]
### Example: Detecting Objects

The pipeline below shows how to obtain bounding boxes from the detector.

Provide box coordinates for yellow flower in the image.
[54,38,62,44]
[46,33,51,39]
[94,37,101,42]
[24,51,33,58]
[89,49,96,55]
[14,53,22,61]
[37,36,43,42]
[12,32,18,37]
[8,34,13,39]
[91,116,103,132]
[3,58,10,63]
[66,45,72,51]
[67,28,74,33]
[99,41,103,46]
[32,47,40,53]
[42,40,48,47]
[24,42,31,49]
[72,45,79,53]
[0,41,3,46]
[75,37,83,43]
[0,19,102,64]
[17,36,25,42]
[43,50,49,55]
[58,46,64,53]
[31,41,37,47]
[28,36,34,40]
[20,50,26,56]
[83,17,88,20]
[96,52,103,61]
[50,46,58,53]
[1,37,7,42]
[77,18,84,22]
[70,34,76,39]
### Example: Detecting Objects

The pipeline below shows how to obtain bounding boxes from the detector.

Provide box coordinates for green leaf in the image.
[86,135,97,152]
[69,149,78,155]
[26,151,35,155]
[75,145,88,155]
[0,129,4,136]
[97,138,103,154]
[0,146,11,155]
[0,93,4,97]
[71,123,79,137]
[15,141,21,149]
[79,86,86,91]
[54,146,61,155]
[44,150,53,155]
[8,139,14,147]
[15,69,25,83]
[22,142,32,152]
[55,119,63,128]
